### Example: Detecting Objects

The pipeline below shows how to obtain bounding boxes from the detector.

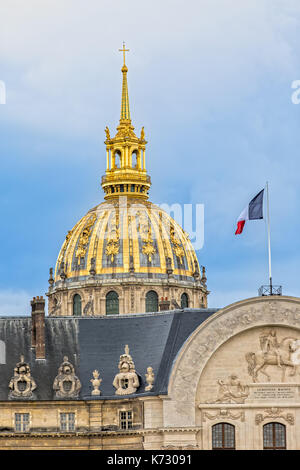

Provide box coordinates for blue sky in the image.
[1,0,300,314]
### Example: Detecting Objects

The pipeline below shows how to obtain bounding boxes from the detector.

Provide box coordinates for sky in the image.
[0,0,300,315]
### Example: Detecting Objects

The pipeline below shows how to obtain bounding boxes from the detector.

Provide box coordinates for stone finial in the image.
[166,257,174,278]
[113,345,140,395]
[145,366,155,391]
[48,267,54,286]
[59,262,67,280]
[90,370,102,396]
[9,356,37,399]
[53,356,81,399]
[201,266,207,286]
[89,257,96,276]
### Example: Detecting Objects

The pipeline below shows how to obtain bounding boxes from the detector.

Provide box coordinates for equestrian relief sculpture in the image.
[246,329,300,383]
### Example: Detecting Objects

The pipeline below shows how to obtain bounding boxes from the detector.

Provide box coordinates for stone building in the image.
[0,50,299,450]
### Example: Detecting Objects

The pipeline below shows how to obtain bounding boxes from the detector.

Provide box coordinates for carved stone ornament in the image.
[145,366,155,391]
[90,370,102,396]
[202,409,245,422]
[83,294,94,316]
[208,374,249,404]
[53,356,81,399]
[255,408,295,425]
[166,297,300,428]
[245,328,300,383]
[9,355,37,399]
[113,345,140,395]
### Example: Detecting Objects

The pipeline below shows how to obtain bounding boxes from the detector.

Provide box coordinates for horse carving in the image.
[246,330,300,383]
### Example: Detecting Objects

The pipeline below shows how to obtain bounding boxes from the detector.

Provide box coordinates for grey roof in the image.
[0,308,218,401]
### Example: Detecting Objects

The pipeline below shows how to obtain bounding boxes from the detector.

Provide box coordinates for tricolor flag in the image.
[235,189,264,235]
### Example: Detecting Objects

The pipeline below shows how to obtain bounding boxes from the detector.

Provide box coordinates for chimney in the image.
[31,296,46,359]
[159,296,170,311]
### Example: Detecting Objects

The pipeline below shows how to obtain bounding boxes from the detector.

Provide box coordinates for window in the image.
[120,411,133,430]
[60,413,75,432]
[73,294,82,316]
[15,413,30,432]
[114,151,121,168]
[145,290,158,313]
[181,293,189,309]
[212,423,235,450]
[263,422,286,450]
[131,151,138,168]
[106,291,119,315]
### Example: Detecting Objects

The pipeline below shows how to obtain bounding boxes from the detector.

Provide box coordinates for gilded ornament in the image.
[105,215,120,262]
[57,228,75,264]
[105,126,111,141]
[170,226,185,264]
[138,212,156,262]
[75,213,97,261]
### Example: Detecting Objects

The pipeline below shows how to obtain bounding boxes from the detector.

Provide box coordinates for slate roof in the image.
[0,308,218,401]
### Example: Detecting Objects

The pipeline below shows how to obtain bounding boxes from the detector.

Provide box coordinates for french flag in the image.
[235,189,264,235]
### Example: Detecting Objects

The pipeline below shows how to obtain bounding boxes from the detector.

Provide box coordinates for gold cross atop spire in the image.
[119,42,129,66]
[119,42,131,122]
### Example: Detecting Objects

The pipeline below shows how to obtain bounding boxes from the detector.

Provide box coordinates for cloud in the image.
[1,0,300,138]
[0,290,34,316]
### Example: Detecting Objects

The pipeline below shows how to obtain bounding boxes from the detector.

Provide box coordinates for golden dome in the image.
[49,45,208,313]
[54,198,200,283]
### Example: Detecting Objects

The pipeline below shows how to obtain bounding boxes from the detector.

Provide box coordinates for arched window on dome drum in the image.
[181,293,189,309]
[73,294,82,316]
[263,422,286,450]
[106,291,119,315]
[212,423,235,450]
[145,291,158,313]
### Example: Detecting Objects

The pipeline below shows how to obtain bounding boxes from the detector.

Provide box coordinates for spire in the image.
[101,46,151,200]
[119,43,131,122]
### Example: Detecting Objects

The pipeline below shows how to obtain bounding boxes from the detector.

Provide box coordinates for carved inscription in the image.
[252,386,295,400]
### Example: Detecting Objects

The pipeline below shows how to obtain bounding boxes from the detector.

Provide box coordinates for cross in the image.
[119,42,129,66]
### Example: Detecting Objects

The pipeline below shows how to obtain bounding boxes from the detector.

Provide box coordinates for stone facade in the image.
[47,278,207,316]
[1,296,300,450]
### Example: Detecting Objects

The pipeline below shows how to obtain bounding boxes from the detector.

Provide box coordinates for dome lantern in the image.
[101,43,151,200]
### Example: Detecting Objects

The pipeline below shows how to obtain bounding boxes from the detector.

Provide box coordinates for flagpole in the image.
[266,181,272,294]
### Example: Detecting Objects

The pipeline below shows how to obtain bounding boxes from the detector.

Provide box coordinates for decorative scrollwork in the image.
[170,226,185,264]
[75,213,97,261]
[105,215,120,262]
[137,211,156,262]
